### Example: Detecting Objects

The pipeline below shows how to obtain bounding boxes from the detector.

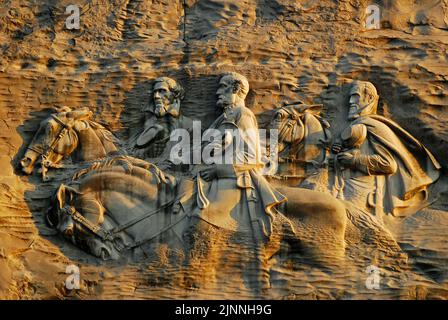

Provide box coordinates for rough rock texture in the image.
[0,0,447,299]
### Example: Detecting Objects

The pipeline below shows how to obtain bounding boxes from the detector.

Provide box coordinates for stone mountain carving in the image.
[47,155,178,260]
[40,73,347,267]
[266,81,441,222]
[18,73,442,294]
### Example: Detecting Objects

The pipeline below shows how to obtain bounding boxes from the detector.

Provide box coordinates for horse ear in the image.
[68,108,93,121]
[307,104,324,115]
[292,104,323,115]
[55,184,66,210]
[54,106,72,114]
[55,184,80,209]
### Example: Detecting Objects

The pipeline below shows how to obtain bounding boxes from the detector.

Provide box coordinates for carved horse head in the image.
[269,102,331,175]
[20,106,118,181]
[46,157,178,260]
[47,183,119,260]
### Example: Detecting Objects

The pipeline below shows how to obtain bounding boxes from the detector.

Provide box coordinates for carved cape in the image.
[352,114,441,217]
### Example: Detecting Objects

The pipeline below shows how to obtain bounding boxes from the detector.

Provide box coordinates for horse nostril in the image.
[100,248,110,260]
[22,166,33,175]
[64,228,73,237]
[20,157,33,173]
[62,221,74,237]
[21,157,30,166]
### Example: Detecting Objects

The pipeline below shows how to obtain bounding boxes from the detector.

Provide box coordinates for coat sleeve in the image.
[354,141,398,175]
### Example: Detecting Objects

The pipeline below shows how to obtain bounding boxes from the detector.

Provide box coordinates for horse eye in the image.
[275,113,283,120]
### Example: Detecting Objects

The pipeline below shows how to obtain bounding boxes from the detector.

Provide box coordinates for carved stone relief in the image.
[1,0,447,300]
[16,73,442,298]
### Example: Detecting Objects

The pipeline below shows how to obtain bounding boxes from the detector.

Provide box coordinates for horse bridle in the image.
[27,114,72,178]
[277,107,330,168]
[277,107,305,157]
[59,189,192,253]
[277,107,297,138]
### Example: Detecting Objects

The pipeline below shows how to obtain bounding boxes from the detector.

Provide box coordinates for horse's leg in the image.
[276,186,347,266]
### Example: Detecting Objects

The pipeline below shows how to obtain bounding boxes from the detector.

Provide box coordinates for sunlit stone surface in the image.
[0,0,447,299]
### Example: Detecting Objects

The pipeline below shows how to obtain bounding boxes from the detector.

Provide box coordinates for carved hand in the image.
[157,159,173,171]
[337,150,358,168]
[200,164,218,182]
[331,142,343,154]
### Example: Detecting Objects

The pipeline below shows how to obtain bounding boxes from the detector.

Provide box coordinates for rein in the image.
[41,115,73,179]
[45,115,71,155]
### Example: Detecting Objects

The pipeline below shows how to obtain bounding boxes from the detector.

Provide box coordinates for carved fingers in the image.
[199,165,217,182]
[337,150,359,167]
[331,143,343,154]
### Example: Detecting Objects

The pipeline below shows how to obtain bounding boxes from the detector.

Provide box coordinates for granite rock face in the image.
[0,0,447,299]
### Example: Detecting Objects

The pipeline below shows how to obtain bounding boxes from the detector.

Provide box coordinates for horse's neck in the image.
[74,121,110,161]
[303,115,328,160]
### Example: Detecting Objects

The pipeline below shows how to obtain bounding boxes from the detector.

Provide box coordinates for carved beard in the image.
[217,92,237,110]
[216,97,228,110]
[348,104,361,120]
[154,99,180,118]
[155,103,167,117]
[348,100,377,120]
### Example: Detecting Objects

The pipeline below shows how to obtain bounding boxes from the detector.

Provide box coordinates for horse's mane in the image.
[86,120,119,144]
